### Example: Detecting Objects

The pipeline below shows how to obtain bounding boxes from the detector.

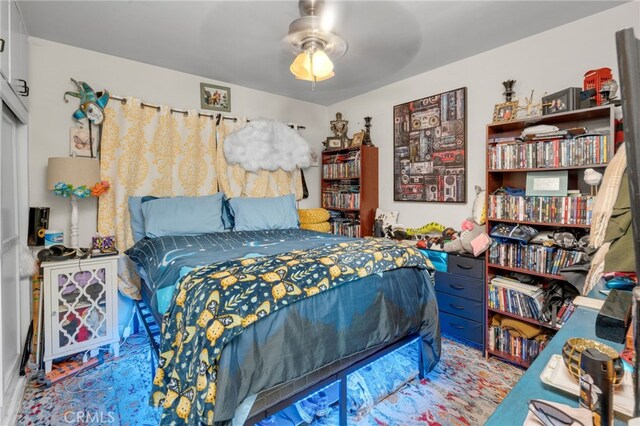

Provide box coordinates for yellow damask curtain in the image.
[216,119,303,199]
[98,98,218,298]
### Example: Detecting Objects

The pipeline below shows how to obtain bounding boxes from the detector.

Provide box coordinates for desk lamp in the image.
[46,157,100,249]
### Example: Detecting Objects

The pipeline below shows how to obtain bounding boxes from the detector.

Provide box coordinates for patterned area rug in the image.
[352,336,523,426]
[16,335,522,425]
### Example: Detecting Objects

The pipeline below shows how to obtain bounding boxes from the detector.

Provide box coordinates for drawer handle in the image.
[449,323,465,330]
[455,263,473,270]
[17,79,29,96]
[449,303,465,310]
[0,38,4,53]
[449,284,465,290]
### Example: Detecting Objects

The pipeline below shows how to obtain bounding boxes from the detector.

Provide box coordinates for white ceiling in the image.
[20,1,626,106]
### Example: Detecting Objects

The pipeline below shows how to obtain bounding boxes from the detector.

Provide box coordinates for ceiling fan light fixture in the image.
[287,0,346,86]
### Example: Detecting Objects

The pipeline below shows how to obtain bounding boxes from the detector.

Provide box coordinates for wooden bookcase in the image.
[321,145,379,237]
[484,105,615,368]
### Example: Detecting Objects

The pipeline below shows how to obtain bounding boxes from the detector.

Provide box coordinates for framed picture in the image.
[309,149,320,167]
[200,82,231,112]
[351,131,364,147]
[326,137,342,149]
[493,101,518,123]
[526,170,568,196]
[393,87,467,203]
[69,126,96,158]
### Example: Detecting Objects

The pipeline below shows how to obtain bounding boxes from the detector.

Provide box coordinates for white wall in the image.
[329,2,640,229]
[28,37,328,248]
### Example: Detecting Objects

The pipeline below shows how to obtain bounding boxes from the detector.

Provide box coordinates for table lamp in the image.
[46,157,100,248]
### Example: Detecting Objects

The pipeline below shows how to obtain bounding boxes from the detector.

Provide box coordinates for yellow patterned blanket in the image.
[152,238,429,424]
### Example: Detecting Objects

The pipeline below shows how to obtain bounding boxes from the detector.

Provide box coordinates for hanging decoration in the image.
[63,78,110,159]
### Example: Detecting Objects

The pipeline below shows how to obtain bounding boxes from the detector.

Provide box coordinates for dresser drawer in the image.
[440,312,483,345]
[434,271,484,302]
[436,291,483,322]
[447,255,484,280]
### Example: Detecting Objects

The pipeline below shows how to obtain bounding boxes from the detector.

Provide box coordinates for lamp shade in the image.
[290,50,335,81]
[47,157,100,190]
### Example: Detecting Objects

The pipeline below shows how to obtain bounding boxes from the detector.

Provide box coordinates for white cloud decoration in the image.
[223,119,311,172]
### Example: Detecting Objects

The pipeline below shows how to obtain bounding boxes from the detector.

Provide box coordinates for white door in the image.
[0,102,21,416]
[0,0,9,81]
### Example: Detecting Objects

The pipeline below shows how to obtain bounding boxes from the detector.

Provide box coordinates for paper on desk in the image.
[572,296,605,311]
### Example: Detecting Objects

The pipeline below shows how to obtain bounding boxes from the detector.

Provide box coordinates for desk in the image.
[486,306,626,425]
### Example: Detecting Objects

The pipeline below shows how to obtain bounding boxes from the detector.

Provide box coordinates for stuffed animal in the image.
[443,218,491,257]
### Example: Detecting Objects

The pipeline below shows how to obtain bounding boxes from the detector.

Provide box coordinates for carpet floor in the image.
[16,335,523,425]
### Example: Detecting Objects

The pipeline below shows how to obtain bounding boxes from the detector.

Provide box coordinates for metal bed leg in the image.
[339,377,347,426]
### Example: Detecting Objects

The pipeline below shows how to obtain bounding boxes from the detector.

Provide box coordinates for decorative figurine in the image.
[502,80,516,102]
[63,78,110,125]
[517,90,544,118]
[363,116,374,146]
[600,79,619,105]
[330,112,349,145]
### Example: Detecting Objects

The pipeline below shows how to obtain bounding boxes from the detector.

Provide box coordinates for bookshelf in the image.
[485,105,615,368]
[321,145,379,237]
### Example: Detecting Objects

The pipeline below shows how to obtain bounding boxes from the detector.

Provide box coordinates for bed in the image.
[126,228,440,425]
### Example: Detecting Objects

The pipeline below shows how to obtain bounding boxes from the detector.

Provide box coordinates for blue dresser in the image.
[421,250,485,350]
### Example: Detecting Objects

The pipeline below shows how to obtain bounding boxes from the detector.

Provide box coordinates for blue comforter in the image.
[126,229,440,424]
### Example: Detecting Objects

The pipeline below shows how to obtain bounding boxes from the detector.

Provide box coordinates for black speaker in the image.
[28,207,49,246]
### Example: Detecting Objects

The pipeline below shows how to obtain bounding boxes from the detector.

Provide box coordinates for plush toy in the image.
[444,218,491,257]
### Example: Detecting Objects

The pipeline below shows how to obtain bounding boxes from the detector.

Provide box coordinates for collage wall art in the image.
[393,87,467,203]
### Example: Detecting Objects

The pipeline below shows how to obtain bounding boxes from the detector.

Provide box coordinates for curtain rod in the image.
[109,95,305,129]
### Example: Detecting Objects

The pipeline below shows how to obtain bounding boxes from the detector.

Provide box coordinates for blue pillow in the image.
[142,194,226,237]
[128,197,146,243]
[229,194,299,231]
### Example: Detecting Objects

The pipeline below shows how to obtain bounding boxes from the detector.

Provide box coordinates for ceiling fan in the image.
[286,0,347,86]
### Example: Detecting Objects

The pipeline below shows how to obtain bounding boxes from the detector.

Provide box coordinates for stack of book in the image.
[330,218,360,238]
[322,182,360,209]
[552,299,577,328]
[488,276,544,320]
[489,242,587,275]
[488,133,611,170]
[488,195,594,225]
[488,326,551,363]
[322,151,361,179]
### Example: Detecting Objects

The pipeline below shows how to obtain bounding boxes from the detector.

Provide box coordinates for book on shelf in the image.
[322,181,361,210]
[489,276,544,318]
[489,242,587,275]
[322,151,361,179]
[488,195,593,225]
[488,325,551,363]
[488,133,611,170]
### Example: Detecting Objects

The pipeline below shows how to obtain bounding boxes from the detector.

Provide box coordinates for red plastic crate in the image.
[583,67,613,106]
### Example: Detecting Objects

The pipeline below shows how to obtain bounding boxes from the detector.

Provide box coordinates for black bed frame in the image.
[133,299,426,425]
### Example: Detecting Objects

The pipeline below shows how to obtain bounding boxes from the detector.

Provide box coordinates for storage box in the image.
[542,87,582,115]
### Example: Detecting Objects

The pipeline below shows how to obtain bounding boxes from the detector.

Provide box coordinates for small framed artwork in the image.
[351,131,364,147]
[326,137,343,149]
[493,101,519,123]
[309,149,320,167]
[69,127,96,158]
[200,82,231,112]
[526,170,568,196]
